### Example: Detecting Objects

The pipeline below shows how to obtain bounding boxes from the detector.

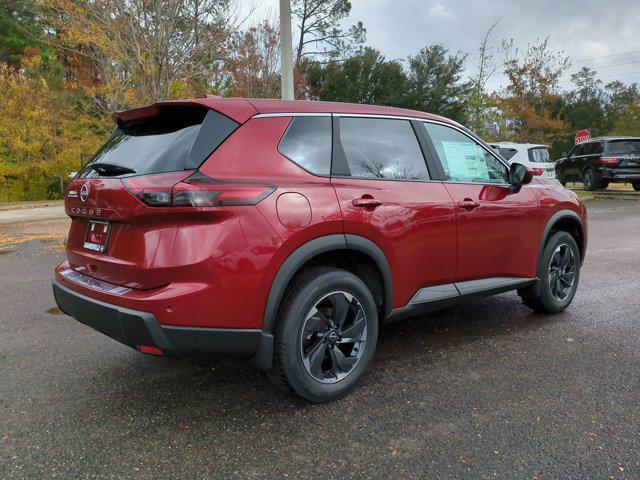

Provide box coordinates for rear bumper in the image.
[52,280,273,370]
[598,169,640,183]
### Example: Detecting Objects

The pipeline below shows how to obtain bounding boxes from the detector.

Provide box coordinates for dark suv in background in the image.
[555,137,640,191]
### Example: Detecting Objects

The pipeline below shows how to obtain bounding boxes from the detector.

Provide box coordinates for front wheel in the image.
[271,267,378,402]
[519,231,581,314]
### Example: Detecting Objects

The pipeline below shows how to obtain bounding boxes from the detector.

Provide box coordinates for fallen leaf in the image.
[177,420,186,430]
[1,434,9,442]
[390,448,398,457]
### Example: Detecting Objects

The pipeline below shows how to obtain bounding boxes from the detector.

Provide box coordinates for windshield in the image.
[528,147,550,162]
[604,140,640,155]
[78,106,237,178]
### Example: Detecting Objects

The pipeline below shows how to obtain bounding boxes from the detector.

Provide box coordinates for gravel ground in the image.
[0,200,639,479]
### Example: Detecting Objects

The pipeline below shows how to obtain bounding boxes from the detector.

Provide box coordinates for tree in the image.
[292,0,365,67]
[0,0,46,65]
[604,80,640,132]
[226,20,280,98]
[403,45,471,123]
[466,20,504,137]
[40,0,238,112]
[304,48,406,106]
[498,37,569,144]
[605,81,640,135]
[0,58,109,201]
[551,67,608,156]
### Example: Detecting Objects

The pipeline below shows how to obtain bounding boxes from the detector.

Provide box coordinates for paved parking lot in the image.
[1,199,639,479]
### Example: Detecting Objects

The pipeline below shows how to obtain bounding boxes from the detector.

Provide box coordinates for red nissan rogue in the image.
[53,97,587,402]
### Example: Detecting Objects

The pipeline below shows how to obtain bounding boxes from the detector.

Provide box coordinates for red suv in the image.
[53,98,587,402]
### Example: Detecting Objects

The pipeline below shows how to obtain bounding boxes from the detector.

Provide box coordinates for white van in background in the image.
[490,142,557,180]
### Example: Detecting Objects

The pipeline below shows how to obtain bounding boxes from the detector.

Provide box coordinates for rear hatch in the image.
[64,103,241,290]
[527,147,556,179]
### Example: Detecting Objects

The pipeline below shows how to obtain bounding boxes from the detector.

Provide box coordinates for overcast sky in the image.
[242,0,640,90]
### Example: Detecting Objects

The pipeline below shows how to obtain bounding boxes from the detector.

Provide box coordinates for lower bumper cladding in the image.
[52,281,273,370]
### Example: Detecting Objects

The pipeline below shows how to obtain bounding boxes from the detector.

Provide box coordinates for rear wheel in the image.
[271,267,378,402]
[583,168,597,191]
[519,231,581,314]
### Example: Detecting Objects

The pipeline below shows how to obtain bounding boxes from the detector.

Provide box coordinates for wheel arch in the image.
[538,210,585,266]
[262,234,393,335]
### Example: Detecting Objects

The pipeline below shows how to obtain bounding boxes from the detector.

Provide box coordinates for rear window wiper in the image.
[90,162,136,176]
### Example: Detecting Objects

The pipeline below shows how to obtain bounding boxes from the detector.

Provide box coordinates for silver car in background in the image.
[490,142,557,180]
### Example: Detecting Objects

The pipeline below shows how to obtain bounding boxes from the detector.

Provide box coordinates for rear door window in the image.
[79,106,238,178]
[336,117,429,180]
[278,116,332,175]
[498,148,518,161]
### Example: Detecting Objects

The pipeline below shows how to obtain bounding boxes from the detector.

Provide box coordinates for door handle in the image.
[352,197,383,209]
[457,199,480,210]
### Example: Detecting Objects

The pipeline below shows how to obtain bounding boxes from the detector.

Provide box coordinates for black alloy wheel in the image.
[300,291,367,384]
[518,231,581,314]
[548,243,577,302]
[272,267,378,402]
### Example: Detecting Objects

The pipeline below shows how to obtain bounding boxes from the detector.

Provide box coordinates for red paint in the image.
[331,178,457,307]
[55,97,587,339]
[443,183,543,281]
[276,193,312,229]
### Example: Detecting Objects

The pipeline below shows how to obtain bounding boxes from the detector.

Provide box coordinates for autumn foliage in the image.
[0,2,638,201]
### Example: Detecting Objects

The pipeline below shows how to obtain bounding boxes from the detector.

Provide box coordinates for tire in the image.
[519,231,581,314]
[582,168,598,191]
[633,183,640,192]
[598,181,609,189]
[271,267,378,402]
[560,181,567,187]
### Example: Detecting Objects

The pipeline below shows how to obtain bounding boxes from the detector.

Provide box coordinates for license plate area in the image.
[84,220,111,253]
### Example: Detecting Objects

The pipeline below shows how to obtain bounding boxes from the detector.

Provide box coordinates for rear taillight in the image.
[531,168,544,176]
[123,171,275,207]
[599,157,619,166]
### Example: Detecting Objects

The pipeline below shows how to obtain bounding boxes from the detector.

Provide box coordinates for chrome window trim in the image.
[252,112,332,118]
[251,111,511,180]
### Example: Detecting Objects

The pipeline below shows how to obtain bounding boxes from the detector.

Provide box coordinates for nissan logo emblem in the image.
[80,184,89,203]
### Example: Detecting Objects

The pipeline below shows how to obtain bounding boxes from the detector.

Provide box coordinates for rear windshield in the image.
[78,106,237,178]
[528,147,550,162]
[604,140,640,155]
[497,148,518,160]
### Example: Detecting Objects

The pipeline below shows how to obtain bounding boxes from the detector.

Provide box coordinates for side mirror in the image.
[561,151,568,158]
[509,163,533,192]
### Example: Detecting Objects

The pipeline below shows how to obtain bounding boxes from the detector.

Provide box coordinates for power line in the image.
[575,49,640,63]
[583,59,640,70]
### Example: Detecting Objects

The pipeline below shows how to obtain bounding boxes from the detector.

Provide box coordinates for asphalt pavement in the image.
[0,200,639,479]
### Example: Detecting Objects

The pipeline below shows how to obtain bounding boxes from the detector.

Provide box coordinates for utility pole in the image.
[279,0,294,100]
